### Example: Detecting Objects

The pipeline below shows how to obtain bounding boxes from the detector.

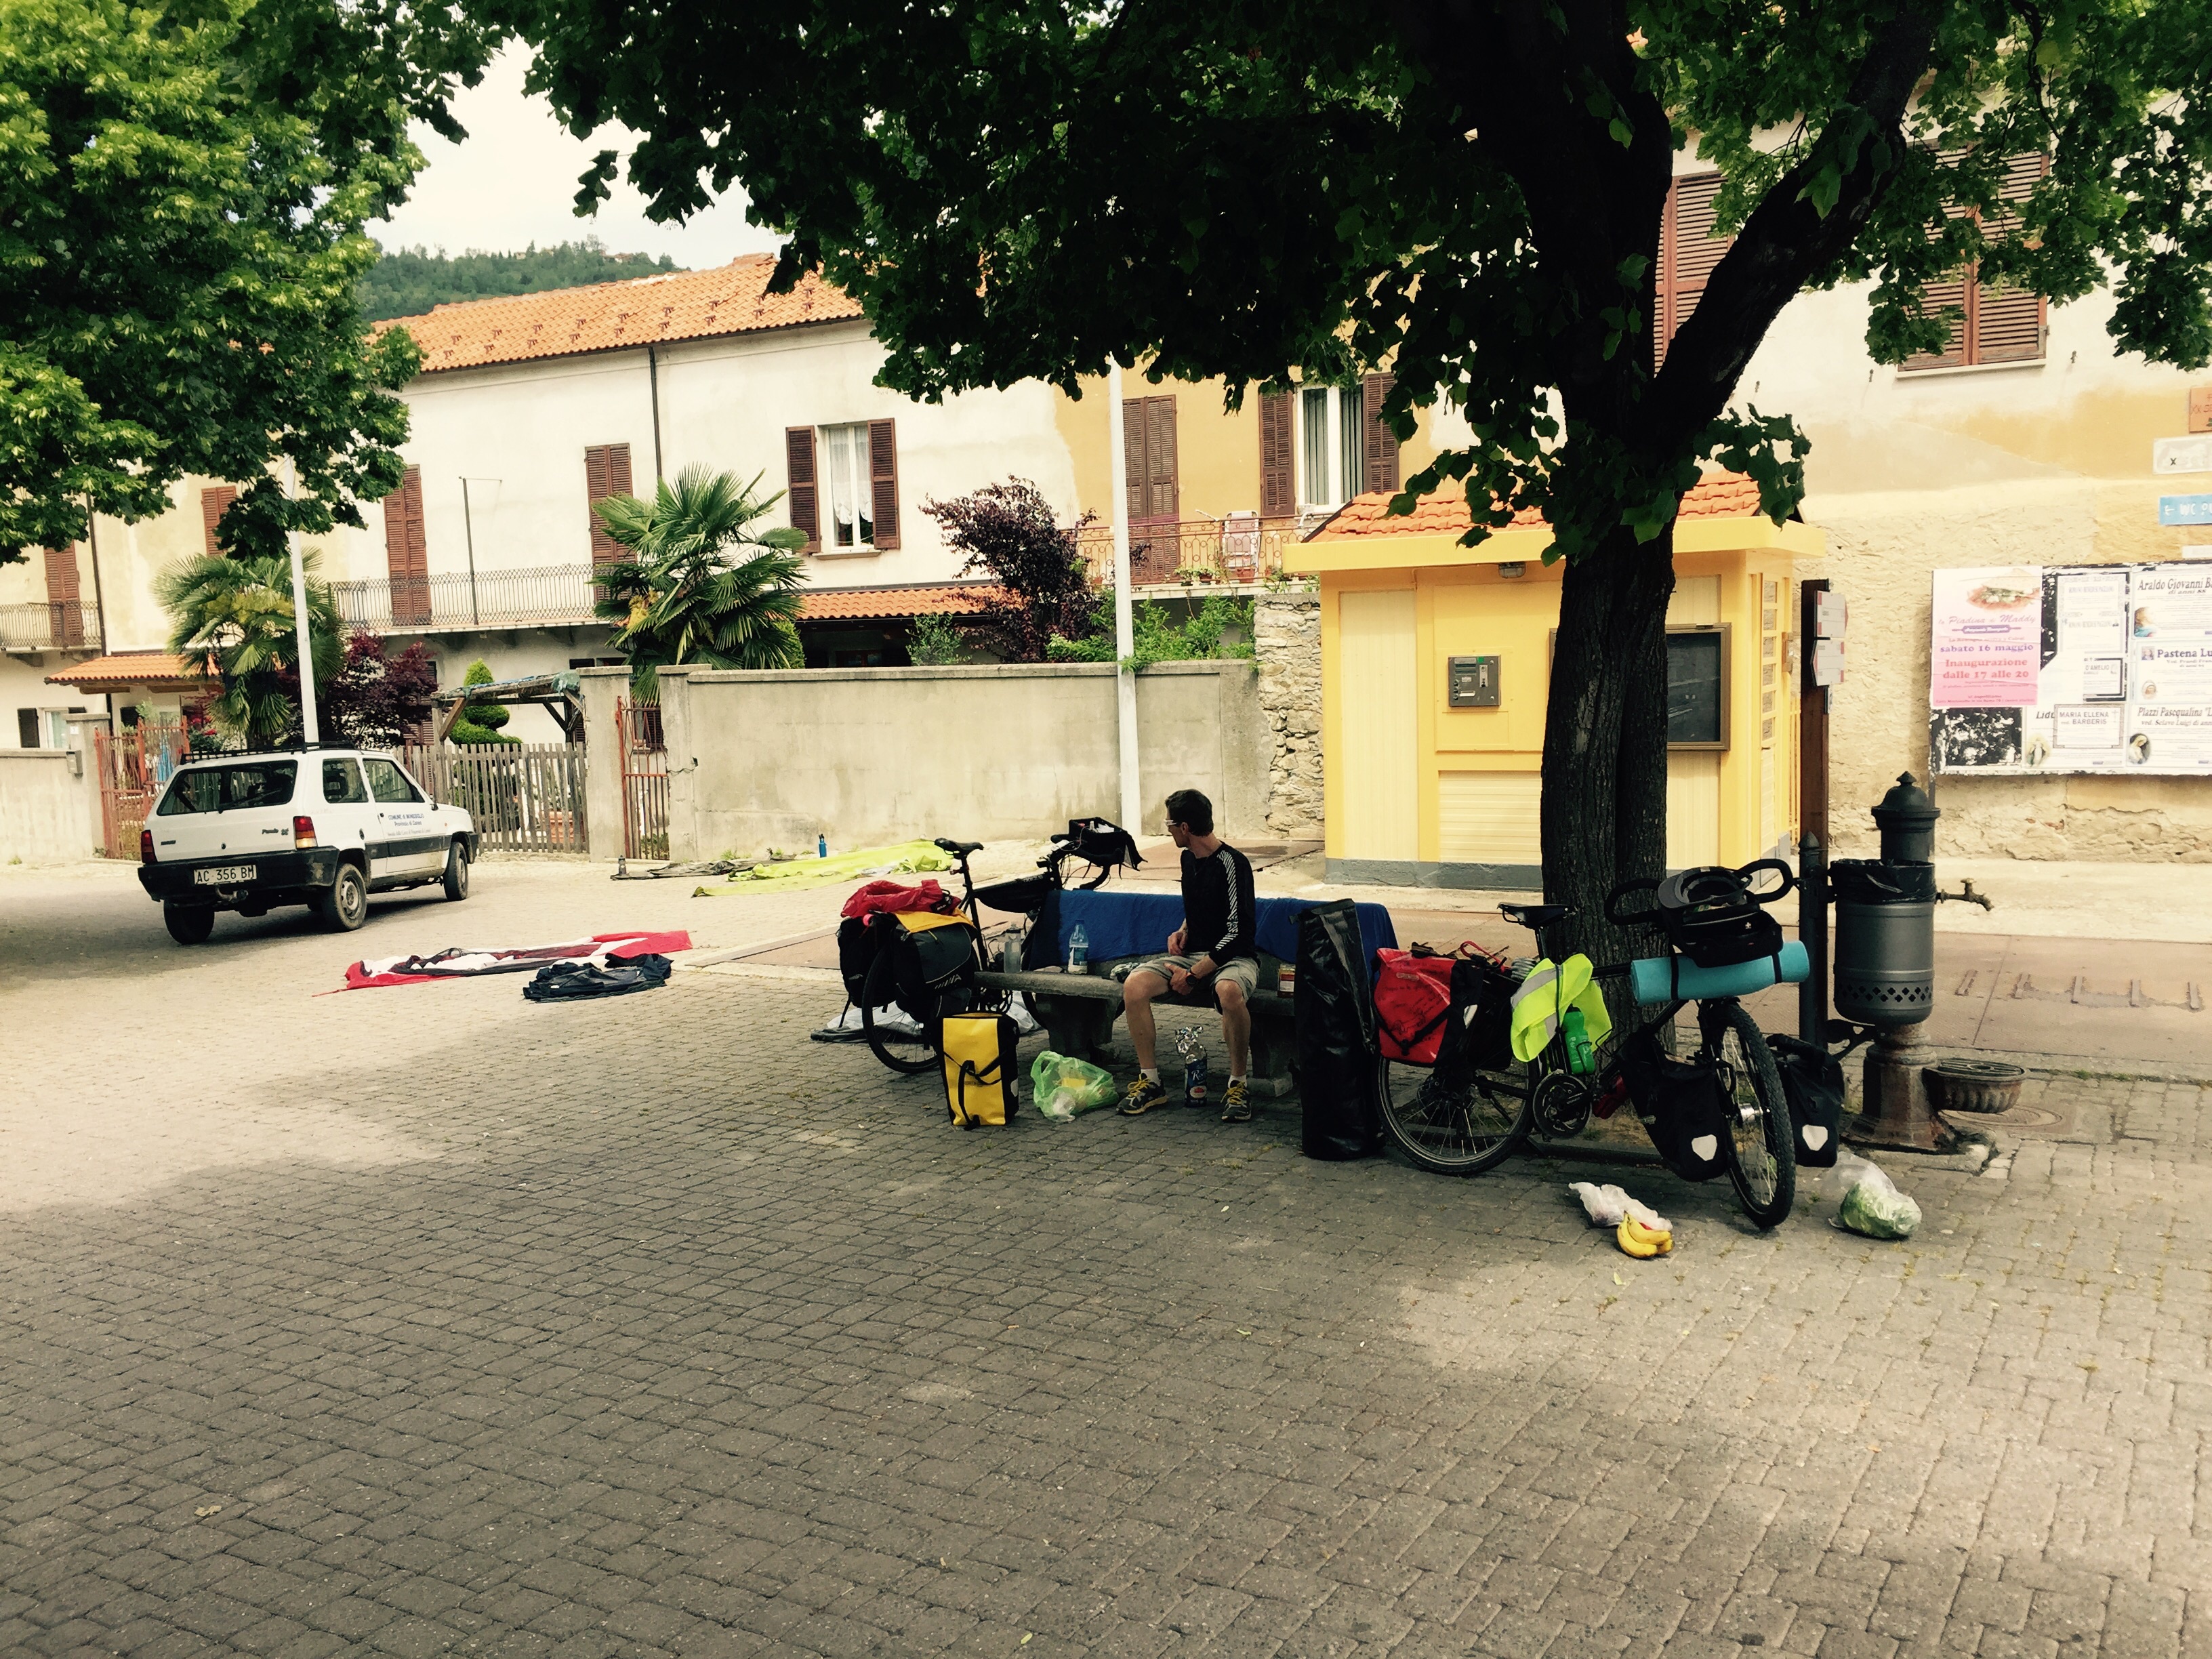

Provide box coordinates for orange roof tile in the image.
[799,582,1006,623]
[381,254,868,374]
[1312,471,1775,540]
[45,651,210,691]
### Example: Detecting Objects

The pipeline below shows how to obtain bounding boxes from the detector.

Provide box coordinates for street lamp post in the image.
[1107,361,1141,832]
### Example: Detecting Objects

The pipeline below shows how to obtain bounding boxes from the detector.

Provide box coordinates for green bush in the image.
[905,613,967,665]
[1046,593,1256,670]
[449,659,521,746]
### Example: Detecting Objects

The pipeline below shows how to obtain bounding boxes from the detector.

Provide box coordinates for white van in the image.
[137,749,476,944]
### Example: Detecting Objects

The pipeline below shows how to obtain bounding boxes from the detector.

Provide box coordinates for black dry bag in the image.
[1294,900,1382,1161]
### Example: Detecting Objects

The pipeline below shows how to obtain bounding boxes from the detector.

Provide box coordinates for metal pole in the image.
[1799,577,1830,1043]
[462,477,480,627]
[290,539,319,746]
[1107,361,1141,831]
[648,345,665,483]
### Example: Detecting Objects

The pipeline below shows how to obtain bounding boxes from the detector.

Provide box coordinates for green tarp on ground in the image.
[693,840,953,897]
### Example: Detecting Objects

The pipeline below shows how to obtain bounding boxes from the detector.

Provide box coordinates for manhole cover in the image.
[1958,1100,2074,1135]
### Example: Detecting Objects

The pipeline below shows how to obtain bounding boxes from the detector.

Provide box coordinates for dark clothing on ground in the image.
[1182,842,1257,966]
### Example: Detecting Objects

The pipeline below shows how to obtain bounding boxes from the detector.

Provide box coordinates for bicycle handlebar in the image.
[1605,857,1797,924]
[1604,877,1661,926]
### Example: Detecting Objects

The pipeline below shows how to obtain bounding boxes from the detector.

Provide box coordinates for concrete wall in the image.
[655,660,1265,859]
[0,751,98,862]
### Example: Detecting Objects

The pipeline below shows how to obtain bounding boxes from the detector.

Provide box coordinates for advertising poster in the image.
[1930,562,2212,774]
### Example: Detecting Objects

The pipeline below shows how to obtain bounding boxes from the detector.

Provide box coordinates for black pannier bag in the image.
[1295,900,1382,1160]
[837,916,880,1004]
[1618,1029,1730,1181]
[892,920,980,1019]
[1422,954,1519,1097]
[1767,1033,1844,1168]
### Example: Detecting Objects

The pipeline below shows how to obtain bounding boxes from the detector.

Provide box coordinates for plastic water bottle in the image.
[1001,926,1025,973]
[818,833,828,859]
[1068,923,1089,972]
[1563,1006,1595,1076]
[1176,1027,1207,1107]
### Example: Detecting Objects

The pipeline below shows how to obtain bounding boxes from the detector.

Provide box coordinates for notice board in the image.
[1929,562,2212,775]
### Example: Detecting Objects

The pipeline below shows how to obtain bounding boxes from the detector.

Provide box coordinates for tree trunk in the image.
[1538,520,1676,960]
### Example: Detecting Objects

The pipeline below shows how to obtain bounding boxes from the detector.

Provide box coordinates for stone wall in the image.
[1254,592,1323,838]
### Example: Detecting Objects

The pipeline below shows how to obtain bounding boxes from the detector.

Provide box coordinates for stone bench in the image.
[975,962,1299,1096]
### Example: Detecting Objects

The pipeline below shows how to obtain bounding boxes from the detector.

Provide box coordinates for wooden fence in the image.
[402,743,587,855]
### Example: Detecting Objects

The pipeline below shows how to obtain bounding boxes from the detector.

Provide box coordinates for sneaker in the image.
[1219,1079,1252,1123]
[1118,1076,1170,1115]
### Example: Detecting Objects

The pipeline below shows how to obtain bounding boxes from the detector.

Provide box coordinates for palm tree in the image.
[157,549,342,743]
[592,466,809,694]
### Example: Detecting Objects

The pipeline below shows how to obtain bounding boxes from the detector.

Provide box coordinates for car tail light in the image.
[293,815,317,849]
[140,828,155,865]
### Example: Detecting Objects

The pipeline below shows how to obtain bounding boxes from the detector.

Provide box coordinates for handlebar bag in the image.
[1373,949,1456,1063]
[1618,1030,1729,1182]
[1766,1033,1843,1168]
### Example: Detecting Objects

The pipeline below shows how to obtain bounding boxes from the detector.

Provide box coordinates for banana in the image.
[1619,1215,1673,1256]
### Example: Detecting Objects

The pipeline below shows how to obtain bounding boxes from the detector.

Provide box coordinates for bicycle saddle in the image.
[1498,902,1577,929]
[934,838,984,856]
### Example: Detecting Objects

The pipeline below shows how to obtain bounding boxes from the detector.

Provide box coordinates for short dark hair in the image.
[1164,788,1213,835]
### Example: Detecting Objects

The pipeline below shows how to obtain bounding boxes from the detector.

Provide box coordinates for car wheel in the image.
[317,863,369,933]
[163,903,215,945]
[443,840,470,901]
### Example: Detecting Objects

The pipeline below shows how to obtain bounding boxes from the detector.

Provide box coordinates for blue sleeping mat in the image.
[1629,939,1810,1006]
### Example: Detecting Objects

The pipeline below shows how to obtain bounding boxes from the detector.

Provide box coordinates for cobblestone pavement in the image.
[4,862,2211,1659]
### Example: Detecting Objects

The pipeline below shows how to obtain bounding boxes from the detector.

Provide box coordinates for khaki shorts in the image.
[1132,954,1260,1006]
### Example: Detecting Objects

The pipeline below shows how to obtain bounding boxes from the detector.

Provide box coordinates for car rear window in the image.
[156,760,299,816]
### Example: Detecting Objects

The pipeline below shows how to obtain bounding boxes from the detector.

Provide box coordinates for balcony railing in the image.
[1071,516,1313,589]
[0,601,102,652]
[332,564,602,634]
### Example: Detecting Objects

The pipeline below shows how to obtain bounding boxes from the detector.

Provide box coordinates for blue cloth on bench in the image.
[1046,888,1398,976]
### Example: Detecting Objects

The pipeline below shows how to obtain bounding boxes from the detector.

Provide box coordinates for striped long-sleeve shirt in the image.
[1182,842,1257,965]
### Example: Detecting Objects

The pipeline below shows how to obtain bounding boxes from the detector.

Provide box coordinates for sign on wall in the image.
[1929,563,2212,775]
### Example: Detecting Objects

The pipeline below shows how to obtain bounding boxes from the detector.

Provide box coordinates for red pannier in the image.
[1372,948,1458,1064]
[841,878,949,920]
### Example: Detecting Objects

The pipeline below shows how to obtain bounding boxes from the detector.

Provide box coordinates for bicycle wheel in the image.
[861,951,941,1076]
[1376,1056,1531,1175]
[1702,1002,1796,1229]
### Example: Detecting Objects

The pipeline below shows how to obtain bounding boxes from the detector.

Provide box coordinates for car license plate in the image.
[193,864,255,886]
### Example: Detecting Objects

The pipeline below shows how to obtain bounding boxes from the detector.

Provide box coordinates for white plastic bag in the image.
[1568,1182,1671,1234]
[1823,1151,1922,1239]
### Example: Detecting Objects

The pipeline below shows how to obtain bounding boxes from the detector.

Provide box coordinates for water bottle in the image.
[1001,926,1024,973]
[1068,922,1088,972]
[818,832,828,859]
[1563,1006,1595,1076]
[1176,1027,1207,1106]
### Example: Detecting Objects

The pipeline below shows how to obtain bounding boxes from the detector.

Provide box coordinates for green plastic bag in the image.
[1030,1050,1117,1122]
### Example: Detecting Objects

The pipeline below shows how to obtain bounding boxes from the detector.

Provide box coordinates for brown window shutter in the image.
[1259,390,1294,518]
[200,485,238,557]
[1122,397,1150,525]
[383,466,429,626]
[1656,173,1726,370]
[1902,274,1971,370]
[868,418,900,550]
[1362,373,1399,495]
[1148,396,1179,521]
[785,427,819,552]
[1973,153,2049,365]
[607,441,634,499]
[43,546,83,647]
[584,445,623,567]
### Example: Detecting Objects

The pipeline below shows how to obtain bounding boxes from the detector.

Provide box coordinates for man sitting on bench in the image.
[1118,789,1260,1123]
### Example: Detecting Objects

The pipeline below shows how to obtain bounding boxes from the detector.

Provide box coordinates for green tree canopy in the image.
[0,0,491,561]
[474,0,2212,941]
[592,464,809,694]
[359,238,680,322]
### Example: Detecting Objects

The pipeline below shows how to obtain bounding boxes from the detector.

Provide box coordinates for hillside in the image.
[361,239,682,322]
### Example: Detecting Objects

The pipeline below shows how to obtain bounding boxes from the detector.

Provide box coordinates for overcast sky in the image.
[372,49,783,269]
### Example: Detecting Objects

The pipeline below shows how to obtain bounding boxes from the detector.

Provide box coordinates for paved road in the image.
[4,861,2210,1658]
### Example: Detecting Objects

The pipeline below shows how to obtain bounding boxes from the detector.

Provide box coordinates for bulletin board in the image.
[1929,562,2212,775]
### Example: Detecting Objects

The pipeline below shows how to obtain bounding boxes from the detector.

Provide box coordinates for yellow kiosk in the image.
[1284,473,1824,888]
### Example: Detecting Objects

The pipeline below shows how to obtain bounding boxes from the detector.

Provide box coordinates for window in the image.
[363,757,423,804]
[793,420,901,552]
[1666,627,1731,748]
[382,465,429,626]
[584,443,634,566]
[1656,173,1728,369]
[157,761,299,815]
[322,760,369,804]
[1901,153,2049,372]
[1298,386,1367,510]
[16,710,39,748]
[1122,395,1180,523]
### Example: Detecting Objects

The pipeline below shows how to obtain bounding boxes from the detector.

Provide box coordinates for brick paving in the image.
[3,862,2211,1658]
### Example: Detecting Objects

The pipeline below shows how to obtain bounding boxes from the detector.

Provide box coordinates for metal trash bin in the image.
[1830,856,1936,1027]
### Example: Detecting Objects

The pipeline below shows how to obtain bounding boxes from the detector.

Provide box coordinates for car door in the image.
[315,756,377,869]
[362,755,443,876]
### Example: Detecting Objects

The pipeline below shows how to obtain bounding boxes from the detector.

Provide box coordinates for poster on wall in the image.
[1929,562,2212,774]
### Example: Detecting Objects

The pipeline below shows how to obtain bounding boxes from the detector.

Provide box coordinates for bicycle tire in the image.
[861,951,941,1076]
[1375,1057,1531,1175]
[1703,1002,1796,1228]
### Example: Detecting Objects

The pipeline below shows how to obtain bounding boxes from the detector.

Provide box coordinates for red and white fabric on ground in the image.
[339,931,693,991]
